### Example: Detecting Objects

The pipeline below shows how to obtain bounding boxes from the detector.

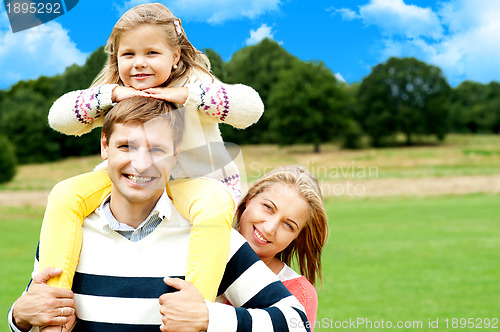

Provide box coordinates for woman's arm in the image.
[158,232,310,332]
[207,231,310,332]
[283,277,318,329]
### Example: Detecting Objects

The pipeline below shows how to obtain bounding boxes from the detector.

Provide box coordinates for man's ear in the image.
[101,132,109,160]
[172,146,180,165]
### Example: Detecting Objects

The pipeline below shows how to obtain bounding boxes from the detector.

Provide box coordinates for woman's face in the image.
[239,182,309,262]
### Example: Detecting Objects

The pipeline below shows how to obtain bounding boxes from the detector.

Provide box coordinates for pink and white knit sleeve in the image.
[48,84,117,136]
[184,80,264,129]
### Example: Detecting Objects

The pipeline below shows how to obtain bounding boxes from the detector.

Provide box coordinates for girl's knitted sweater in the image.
[48,69,264,199]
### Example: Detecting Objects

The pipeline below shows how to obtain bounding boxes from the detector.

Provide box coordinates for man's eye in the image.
[118,144,132,150]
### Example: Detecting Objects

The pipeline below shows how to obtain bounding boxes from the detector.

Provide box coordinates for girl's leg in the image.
[39,171,112,289]
[167,178,234,301]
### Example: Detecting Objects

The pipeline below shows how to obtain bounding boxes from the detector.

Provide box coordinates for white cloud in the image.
[0,18,88,89]
[430,3,500,85]
[119,0,281,23]
[359,0,443,39]
[246,24,274,46]
[335,0,500,85]
[329,8,360,21]
[335,73,346,83]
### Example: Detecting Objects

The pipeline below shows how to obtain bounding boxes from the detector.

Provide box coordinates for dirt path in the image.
[0,191,50,207]
[1,174,499,207]
[318,174,500,198]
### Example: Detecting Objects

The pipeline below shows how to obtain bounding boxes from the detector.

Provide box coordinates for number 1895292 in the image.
[5,1,62,14]
[444,318,498,329]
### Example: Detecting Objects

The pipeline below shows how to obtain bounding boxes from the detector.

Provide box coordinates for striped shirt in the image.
[9,191,310,332]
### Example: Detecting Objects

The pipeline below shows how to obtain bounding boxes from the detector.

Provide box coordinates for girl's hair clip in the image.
[174,19,182,35]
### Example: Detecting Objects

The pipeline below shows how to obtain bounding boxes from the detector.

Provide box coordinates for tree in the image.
[267,59,348,152]
[0,136,17,183]
[358,57,451,146]
[449,81,487,133]
[0,88,61,163]
[203,48,226,81]
[60,46,107,93]
[449,80,500,133]
[221,39,297,144]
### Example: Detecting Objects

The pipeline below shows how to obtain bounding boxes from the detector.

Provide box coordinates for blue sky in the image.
[1,0,499,90]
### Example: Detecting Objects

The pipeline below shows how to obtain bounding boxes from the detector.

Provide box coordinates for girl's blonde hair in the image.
[235,165,329,286]
[91,2,213,88]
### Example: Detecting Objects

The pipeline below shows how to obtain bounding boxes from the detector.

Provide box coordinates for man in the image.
[9,97,310,332]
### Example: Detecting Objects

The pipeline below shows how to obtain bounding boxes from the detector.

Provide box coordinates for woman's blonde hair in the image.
[91,3,213,88]
[235,165,329,286]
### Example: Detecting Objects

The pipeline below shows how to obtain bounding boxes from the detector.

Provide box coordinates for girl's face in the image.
[239,183,309,262]
[117,24,180,90]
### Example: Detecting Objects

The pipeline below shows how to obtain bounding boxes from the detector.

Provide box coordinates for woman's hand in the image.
[159,277,209,332]
[12,267,75,331]
[142,87,189,104]
[111,86,150,102]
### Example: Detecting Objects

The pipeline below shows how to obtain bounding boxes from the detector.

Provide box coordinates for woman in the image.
[234,165,329,328]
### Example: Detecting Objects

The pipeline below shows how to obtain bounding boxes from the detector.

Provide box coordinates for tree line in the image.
[0,39,499,182]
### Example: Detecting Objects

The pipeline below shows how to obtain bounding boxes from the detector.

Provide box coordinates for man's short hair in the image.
[102,97,184,149]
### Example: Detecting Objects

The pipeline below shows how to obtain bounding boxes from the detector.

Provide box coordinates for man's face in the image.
[101,118,177,207]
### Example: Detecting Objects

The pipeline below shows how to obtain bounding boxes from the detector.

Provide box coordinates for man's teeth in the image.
[127,175,152,184]
[254,229,268,243]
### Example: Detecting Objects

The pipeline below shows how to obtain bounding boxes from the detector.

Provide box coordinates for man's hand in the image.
[159,277,209,332]
[12,267,75,331]
[142,87,189,104]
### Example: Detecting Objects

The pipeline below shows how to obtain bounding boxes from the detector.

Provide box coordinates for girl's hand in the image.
[142,87,189,104]
[112,86,150,102]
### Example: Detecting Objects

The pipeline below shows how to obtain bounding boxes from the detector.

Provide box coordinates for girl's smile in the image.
[117,24,180,90]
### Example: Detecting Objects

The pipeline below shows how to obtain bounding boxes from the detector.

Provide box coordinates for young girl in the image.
[41,2,263,308]
[234,165,329,329]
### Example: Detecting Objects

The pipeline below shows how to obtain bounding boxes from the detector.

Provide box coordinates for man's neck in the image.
[108,191,161,229]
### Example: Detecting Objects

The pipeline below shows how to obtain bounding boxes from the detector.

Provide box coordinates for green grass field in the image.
[316,194,500,331]
[2,195,499,331]
[1,134,499,331]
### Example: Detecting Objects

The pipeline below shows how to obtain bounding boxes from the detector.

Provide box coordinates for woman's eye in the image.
[264,204,272,211]
[284,222,294,231]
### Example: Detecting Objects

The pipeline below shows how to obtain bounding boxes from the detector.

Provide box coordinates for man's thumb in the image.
[33,267,63,284]
[164,277,188,291]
